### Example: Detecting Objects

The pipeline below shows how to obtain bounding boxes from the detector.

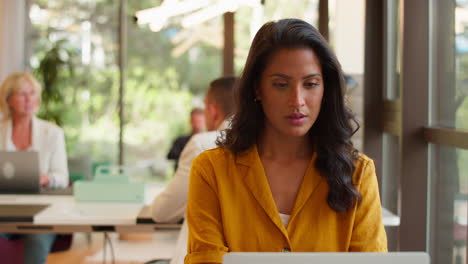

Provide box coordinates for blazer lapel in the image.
[237,145,289,236]
[289,152,323,225]
[0,120,11,150]
[31,116,41,151]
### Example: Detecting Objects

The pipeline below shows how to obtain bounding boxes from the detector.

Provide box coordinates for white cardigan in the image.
[0,116,69,188]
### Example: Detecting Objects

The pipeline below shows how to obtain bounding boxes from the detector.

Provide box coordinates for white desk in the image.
[0,183,181,233]
[0,186,400,233]
[382,207,400,226]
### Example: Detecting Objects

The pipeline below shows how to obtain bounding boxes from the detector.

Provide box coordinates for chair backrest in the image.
[50,234,72,253]
[0,236,24,264]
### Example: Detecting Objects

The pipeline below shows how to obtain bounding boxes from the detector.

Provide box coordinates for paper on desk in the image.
[34,202,143,225]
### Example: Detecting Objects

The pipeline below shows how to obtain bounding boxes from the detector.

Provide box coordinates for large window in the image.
[370,0,468,262]
[26,1,223,180]
[26,1,329,181]
[430,146,468,264]
[367,0,468,262]
[27,0,121,179]
[381,0,402,251]
[234,0,319,75]
[126,2,222,179]
[455,2,468,130]
[429,1,468,263]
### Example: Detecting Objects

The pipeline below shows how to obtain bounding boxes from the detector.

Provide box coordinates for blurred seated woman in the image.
[185,19,387,264]
[0,72,69,264]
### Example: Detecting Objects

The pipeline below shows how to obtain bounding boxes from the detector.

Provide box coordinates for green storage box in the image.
[73,165,146,203]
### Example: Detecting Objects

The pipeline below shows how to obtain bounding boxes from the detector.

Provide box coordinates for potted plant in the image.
[34,39,75,126]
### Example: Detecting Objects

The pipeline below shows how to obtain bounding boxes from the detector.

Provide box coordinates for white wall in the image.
[0,0,26,82]
[333,0,365,75]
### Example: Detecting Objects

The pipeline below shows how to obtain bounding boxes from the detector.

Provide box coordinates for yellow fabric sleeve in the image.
[185,154,228,264]
[349,159,388,252]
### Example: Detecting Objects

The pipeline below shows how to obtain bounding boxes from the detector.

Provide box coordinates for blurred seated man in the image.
[151,76,236,264]
[153,76,237,223]
[0,72,69,264]
[166,108,205,170]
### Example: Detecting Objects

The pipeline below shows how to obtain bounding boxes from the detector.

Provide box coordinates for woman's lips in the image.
[286,113,307,125]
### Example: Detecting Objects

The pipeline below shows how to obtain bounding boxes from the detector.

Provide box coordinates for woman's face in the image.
[256,47,324,139]
[7,81,39,118]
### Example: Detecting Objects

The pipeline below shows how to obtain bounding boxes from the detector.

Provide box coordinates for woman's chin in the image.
[283,127,310,138]
[13,111,34,118]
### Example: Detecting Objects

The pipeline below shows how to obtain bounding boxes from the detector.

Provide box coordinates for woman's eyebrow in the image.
[268,73,322,79]
[269,73,290,79]
[302,73,321,79]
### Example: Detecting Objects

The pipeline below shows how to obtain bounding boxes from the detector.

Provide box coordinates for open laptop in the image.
[223,252,430,264]
[0,151,40,194]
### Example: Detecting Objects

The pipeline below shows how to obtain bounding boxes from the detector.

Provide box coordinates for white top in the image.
[279,213,291,227]
[151,120,230,223]
[0,116,69,188]
[6,136,28,151]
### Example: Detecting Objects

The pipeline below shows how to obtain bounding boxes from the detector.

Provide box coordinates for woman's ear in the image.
[208,103,218,120]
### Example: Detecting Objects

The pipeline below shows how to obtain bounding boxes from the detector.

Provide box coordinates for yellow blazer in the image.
[185,146,387,264]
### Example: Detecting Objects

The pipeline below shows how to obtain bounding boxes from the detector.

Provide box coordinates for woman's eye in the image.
[273,82,288,88]
[304,82,319,88]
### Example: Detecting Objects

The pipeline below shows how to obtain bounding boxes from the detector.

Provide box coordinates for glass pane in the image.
[329,0,365,151]
[429,145,467,264]
[233,5,256,75]
[455,2,468,130]
[382,133,400,251]
[127,2,222,181]
[27,0,120,179]
[234,0,319,74]
[384,0,402,100]
[430,1,468,262]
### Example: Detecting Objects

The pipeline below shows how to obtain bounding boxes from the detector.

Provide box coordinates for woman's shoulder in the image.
[194,147,234,166]
[352,152,376,184]
[190,147,235,185]
[355,152,373,166]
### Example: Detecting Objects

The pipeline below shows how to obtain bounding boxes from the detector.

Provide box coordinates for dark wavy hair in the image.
[217,18,361,212]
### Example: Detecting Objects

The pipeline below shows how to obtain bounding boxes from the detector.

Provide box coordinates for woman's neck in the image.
[12,115,32,130]
[11,115,33,150]
[258,129,313,161]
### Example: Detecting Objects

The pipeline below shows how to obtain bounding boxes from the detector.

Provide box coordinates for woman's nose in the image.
[288,85,305,107]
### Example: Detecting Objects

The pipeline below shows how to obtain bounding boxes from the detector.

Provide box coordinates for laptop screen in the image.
[0,151,40,194]
[223,252,430,264]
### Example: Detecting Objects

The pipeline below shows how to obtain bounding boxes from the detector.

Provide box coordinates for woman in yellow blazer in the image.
[185,18,387,264]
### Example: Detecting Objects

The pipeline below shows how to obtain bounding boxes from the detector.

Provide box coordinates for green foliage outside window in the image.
[27,0,317,179]
[456,46,468,194]
[28,0,221,178]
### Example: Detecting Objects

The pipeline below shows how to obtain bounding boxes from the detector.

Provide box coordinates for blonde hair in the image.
[0,72,42,119]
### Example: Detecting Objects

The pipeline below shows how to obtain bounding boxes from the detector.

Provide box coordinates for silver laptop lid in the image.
[0,151,40,194]
[223,252,430,264]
